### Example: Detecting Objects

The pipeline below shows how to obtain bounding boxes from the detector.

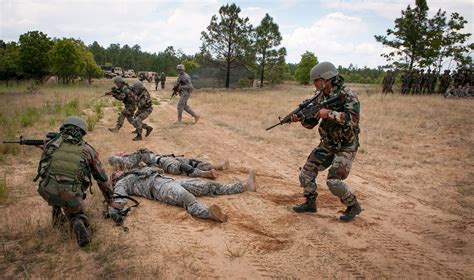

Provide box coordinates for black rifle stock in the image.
[170,80,185,100]
[3,132,58,146]
[266,93,341,131]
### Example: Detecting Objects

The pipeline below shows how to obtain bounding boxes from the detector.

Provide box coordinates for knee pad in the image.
[181,192,196,208]
[179,163,195,175]
[326,179,348,198]
[299,171,316,188]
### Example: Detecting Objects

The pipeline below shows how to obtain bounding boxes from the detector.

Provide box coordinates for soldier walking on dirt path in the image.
[290,62,363,222]
[107,76,137,133]
[35,116,114,247]
[160,72,166,89]
[130,81,153,141]
[108,148,230,179]
[175,64,199,123]
[154,73,160,91]
[107,166,256,223]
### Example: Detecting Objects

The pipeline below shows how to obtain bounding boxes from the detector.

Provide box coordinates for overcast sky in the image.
[1,0,473,68]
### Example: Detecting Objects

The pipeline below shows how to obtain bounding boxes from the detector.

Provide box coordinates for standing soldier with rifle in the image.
[107,76,137,133]
[274,62,362,221]
[130,81,153,141]
[175,64,199,123]
[154,73,160,91]
[35,116,114,247]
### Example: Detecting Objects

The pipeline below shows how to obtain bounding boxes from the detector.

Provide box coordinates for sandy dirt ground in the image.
[0,80,473,279]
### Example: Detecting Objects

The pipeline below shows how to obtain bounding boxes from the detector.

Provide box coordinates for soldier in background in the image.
[36,116,113,247]
[430,70,438,94]
[154,73,160,91]
[382,70,394,94]
[160,72,166,89]
[175,64,199,123]
[453,69,464,89]
[130,81,153,141]
[107,166,256,223]
[411,69,422,95]
[108,76,137,133]
[401,70,411,95]
[438,70,451,94]
[422,69,431,94]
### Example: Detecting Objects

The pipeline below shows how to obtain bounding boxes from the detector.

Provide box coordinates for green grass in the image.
[0,174,8,203]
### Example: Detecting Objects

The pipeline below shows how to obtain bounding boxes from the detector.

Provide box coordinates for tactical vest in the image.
[37,140,87,207]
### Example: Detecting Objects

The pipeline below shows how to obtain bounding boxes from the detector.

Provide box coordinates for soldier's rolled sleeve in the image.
[86,146,113,198]
[327,93,359,126]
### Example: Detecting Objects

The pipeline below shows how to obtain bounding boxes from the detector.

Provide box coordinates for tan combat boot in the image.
[214,161,230,171]
[208,204,228,223]
[243,171,256,192]
[201,169,218,179]
[194,115,200,123]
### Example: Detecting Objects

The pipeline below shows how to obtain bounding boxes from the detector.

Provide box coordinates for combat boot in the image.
[243,171,256,192]
[293,195,317,213]
[208,205,228,223]
[339,201,362,222]
[214,161,230,170]
[108,126,120,133]
[72,219,90,247]
[201,169,218,179]
[132,134,143,141]
[145,126,153,137]
[131,129,138,134]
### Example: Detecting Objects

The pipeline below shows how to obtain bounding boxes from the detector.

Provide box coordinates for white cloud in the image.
[282,12,385,67]
[241,6,268,26]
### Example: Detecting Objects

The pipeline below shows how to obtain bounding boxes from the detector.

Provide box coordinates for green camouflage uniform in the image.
[401,71,411,94]
[111,167,243,220]
[132,87,153,136]
[160,72,166,89]
[108,148,215,178]
[298,76,360,207]
[111,83,137,129]
[36,127,112,227]
[176,72,197,121]
[154,74,160,90]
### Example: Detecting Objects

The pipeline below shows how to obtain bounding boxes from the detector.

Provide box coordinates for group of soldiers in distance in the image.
[382,67,473,98]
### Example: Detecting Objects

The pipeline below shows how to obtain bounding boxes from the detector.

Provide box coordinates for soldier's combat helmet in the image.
[310,62,338,81]
[132,80,145,92]
[60,116,88,135]
[176,64,185,71]
[113,76,125,84]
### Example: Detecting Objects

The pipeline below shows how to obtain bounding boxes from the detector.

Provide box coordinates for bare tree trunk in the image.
[260,50,266,88]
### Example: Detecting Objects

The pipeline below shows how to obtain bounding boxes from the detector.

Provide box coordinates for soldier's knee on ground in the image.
[181,192,197,208]
[179,163,195,175]
[326,178,349,198]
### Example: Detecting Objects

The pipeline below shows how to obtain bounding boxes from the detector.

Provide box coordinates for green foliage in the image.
[0,42,20,84]
[254,13,283,87]
[375,0,472,71]
[18,107,41,127]
[337,64,385,84]
[18,31,53,80]
[63,99,80,116]
[49,39,81,83]
[295,51,318,84]
[265,48,289,85]
[181,59,199,72]
[201,3,254,88]
[86,115,99,132]
[0,174,7,203]
[151,98,160,105]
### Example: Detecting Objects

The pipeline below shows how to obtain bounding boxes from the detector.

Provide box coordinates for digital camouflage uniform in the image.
[132,86,153,139]
[176,72,198,121]
[111,83,137,130]
[160,72,166,89]
[411,70,422,95]
[382,71,395,94]
[108,148,222,179]
[298,76,360,209]
[401,71,411,94]
[110,167,243,220]
[36,125,113,246]
[154,74,160,90]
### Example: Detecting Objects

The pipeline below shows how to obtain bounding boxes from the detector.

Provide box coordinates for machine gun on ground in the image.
[3,132,58,146]
[103,195,140,232]
[266,93,341,131]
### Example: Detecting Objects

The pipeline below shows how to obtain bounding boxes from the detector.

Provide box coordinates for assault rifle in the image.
[104,86,120,97]
[103,195,140,232]
[3,132,58,146]
[170,80,185,100]
[266,93,341,131]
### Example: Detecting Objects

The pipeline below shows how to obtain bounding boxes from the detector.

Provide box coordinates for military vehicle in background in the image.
[100,65,116,79]
[124,69,137,78]
[138,71,155,82]
[113,67,124,77]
